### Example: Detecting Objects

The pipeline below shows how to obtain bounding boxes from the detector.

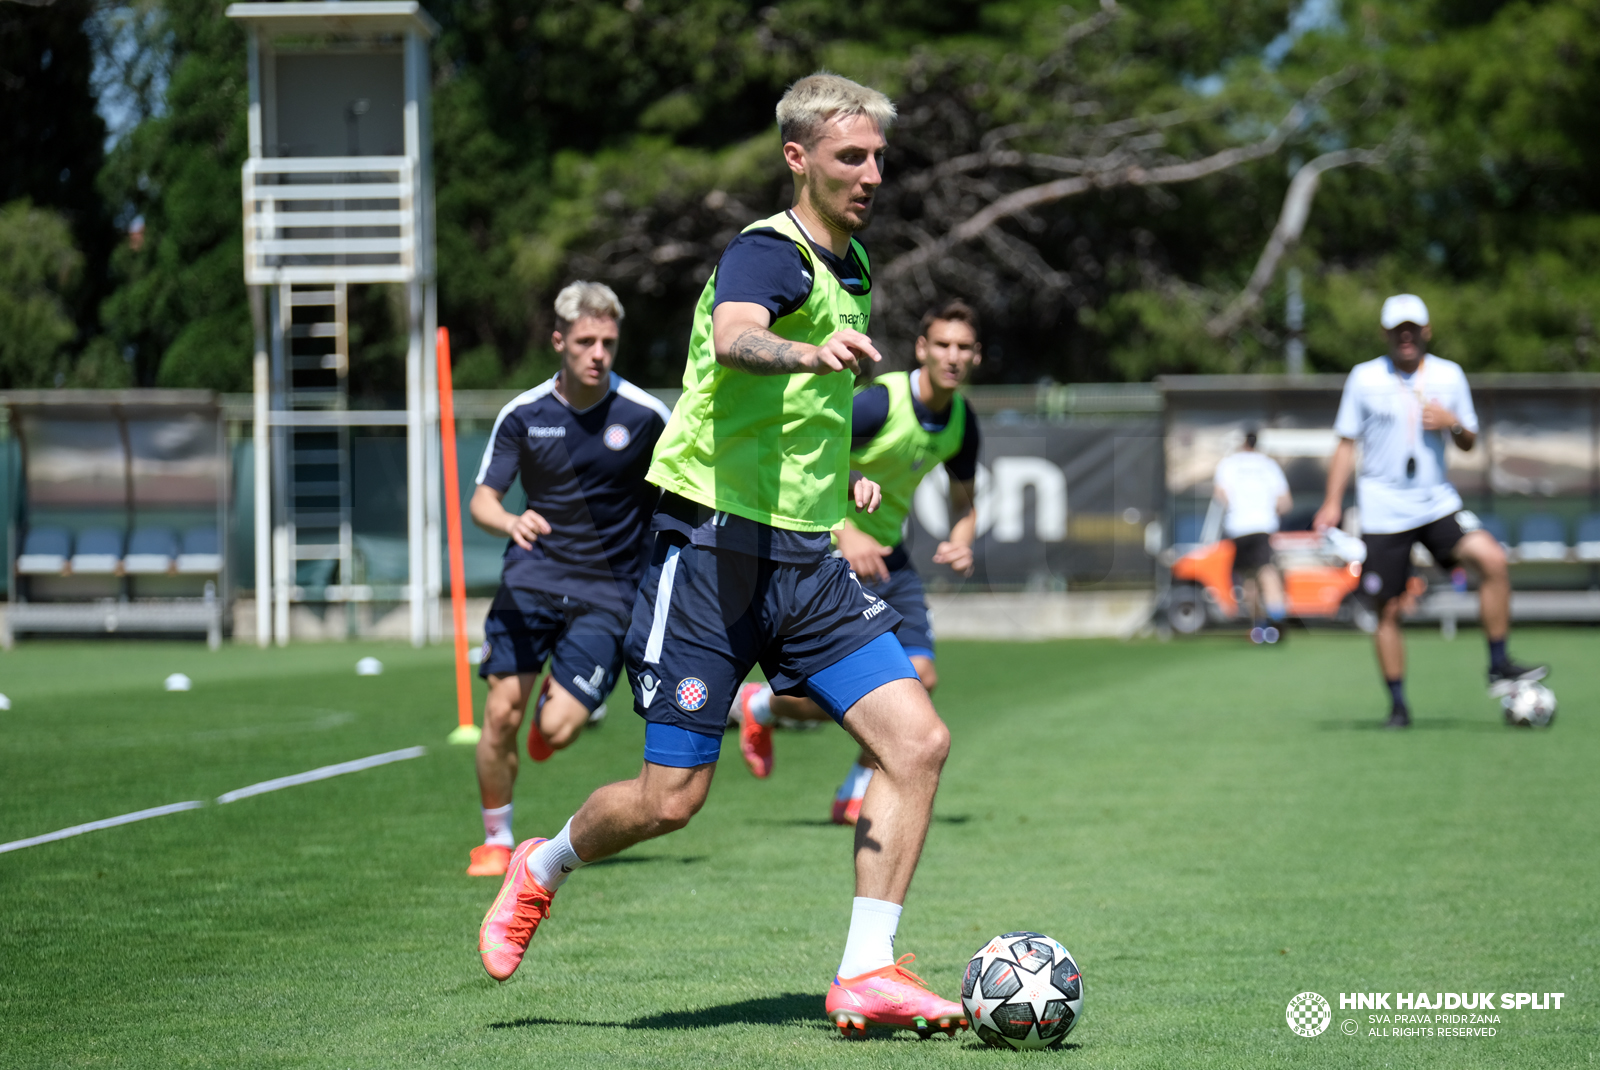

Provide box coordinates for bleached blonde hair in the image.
[553,281,624,333]
[775,71,896,149]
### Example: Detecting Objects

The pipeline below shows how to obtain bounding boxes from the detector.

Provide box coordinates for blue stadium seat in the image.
[1173,514,1203,548]
[71,527,124,574]
[17,526,71,574]
[1516,514,1568,562]
[1576,514,1600,563]
[124,526,179,574]
[177,525,222,574]
[1478,514,1510,548]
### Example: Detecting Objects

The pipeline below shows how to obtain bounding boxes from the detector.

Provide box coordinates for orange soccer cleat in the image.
[466,843,512,876]
[735,683,773,778]
[825,954,969,1038]
[478,837,556,981]
[830,795,864,826]
[526,677,554,762]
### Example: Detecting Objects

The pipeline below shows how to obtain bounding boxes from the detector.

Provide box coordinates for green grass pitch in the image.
[1,629,1595,1068]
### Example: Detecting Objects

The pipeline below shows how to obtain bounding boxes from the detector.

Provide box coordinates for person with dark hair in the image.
[731,298,982,823]
[1213,429,1291,643]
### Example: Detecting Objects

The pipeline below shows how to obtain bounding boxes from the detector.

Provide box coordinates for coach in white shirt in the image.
[1214,430,1291,643]
[1314,294,1546,728]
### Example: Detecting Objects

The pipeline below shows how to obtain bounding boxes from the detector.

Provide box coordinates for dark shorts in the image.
[624,533,913,762]
[1231,532,1275,574]
[1360,512,1468,605]
[867,562,934,660]
[478,586,627,712]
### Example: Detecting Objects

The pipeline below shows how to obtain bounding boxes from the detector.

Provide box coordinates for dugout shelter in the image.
[1,391,229,648]
[227,0,441,647]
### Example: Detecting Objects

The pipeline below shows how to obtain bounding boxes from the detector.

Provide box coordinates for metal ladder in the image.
[284,283,354,601]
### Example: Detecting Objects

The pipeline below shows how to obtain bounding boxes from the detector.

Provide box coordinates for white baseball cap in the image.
[1380,293,1429,329]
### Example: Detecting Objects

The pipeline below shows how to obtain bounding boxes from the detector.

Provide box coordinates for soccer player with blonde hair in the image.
[464,280,671,877]
[478,72,970,1038]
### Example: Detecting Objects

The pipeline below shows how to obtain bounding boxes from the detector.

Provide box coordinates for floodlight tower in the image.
[227,1,442,648]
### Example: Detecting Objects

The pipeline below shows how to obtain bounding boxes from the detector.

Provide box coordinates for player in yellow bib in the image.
[731,300,983,825]
[476,73,969,1039]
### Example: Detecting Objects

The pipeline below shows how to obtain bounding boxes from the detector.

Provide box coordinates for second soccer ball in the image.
[1502,680,1557,728]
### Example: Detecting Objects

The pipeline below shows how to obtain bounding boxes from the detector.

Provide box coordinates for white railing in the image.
[242,156,421,284]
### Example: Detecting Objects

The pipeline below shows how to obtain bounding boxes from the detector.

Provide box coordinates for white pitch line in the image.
[215,746,428,804]
[0,746,430,855]
[0,801,206,855]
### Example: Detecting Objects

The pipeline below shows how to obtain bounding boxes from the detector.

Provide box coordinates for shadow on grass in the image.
[489,992,830,1032]
[1316,718,1503,732]
[590,854,708,867]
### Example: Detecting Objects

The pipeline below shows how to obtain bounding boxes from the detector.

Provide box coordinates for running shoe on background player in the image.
[466,843,511,877]
[733,682,773,778]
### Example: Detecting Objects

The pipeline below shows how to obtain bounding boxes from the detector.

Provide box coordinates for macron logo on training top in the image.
[527,426,566,438]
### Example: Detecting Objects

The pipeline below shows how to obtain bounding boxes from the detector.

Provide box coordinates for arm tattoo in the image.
[725,327,807,374]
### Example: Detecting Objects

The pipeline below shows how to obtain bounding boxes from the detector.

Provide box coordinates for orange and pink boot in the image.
[733,682,773,778]
[478,837,556,981]
[825,954,969,1038]
[830,764,873,825]
[466,843,512,877]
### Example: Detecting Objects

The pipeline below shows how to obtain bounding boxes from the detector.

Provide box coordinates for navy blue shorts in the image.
[624,533,915,764]
[867,562,934,661]
[478,586,626,712]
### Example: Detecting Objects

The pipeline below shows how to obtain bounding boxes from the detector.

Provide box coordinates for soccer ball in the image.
[961,931,1083,1049]
[1502,680,1556,728]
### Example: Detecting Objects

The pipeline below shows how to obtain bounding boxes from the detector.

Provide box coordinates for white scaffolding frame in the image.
[230,1,440,647]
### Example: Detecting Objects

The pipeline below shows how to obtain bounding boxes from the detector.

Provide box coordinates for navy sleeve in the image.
[713,230,814,319]
[944,410,981,482]
[851,385,890,451]
[477,408,524,492]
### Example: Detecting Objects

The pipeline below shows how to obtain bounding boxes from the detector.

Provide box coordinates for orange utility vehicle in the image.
[1160,530,1374,634]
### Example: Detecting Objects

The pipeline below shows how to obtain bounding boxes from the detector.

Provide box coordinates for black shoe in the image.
[1488,661,1548,696]
[1384,705,1411,729]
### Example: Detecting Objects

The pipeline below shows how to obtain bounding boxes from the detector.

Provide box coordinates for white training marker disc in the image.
[164,673,192,692]
[0,693,11,710]
[356,657,384,676]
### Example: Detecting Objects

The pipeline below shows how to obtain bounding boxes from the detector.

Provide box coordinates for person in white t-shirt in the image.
[1314,293,1547,728]
[1214,430,1291,643]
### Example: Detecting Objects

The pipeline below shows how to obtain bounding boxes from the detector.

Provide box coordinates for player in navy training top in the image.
[465,282,672,877]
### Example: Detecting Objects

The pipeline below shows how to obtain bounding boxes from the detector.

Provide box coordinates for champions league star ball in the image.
[1502,680,1557,727]
[961,932,1083,1050]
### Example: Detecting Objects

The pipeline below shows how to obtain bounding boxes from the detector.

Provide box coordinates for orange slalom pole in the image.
[438,328,481,744]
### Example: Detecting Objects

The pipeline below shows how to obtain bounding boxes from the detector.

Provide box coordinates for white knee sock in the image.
[835,763,874,802]
[482,803,514,848]
[748,684,774,726]
[526,818,587,889]
[838,897,902,979]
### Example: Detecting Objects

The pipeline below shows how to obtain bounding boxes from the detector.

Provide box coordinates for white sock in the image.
[835,763,874,802]
[838,897,902,979]
[526,818,587,889]
[748,684,774,726]
[482,803,514,848]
